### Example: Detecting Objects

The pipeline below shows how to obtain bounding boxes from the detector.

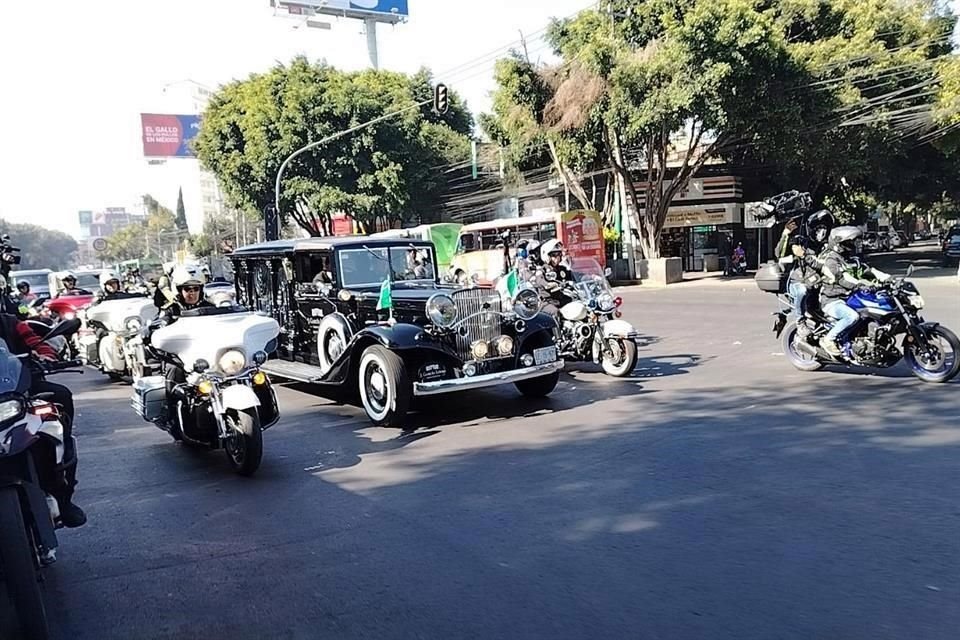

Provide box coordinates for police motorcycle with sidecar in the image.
[78,271,155,382]
[228,236,564,427]
[132,304,281,476]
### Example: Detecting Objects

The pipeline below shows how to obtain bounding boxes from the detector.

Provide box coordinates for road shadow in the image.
[48,369,960,640]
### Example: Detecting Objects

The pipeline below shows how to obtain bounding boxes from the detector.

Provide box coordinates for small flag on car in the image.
[376,278,392,311]
[496,268,519,299]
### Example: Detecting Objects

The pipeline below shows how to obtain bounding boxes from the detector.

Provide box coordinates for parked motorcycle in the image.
[0,325,83,640]
[533,258,640,377]
[79,296,155,381]
[133,306,280,476]
[759,261,960,382]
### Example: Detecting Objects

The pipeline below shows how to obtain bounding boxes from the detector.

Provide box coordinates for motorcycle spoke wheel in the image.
[600,338,638,377]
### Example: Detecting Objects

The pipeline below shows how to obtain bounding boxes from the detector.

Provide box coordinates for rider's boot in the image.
[819,336,842,357]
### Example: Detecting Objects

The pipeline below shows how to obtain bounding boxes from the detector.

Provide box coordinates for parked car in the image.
[862,232,880,253]
[943,231,960,266]
[9,268,52,300]
[228,237,564,427]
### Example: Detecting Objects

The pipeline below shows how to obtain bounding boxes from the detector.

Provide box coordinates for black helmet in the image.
[16,281,29,291]
[808,209,836,243]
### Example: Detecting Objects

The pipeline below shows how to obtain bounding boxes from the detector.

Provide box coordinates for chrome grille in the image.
[452,288,502,361]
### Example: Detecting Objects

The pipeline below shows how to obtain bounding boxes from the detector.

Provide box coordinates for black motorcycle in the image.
[0,321,83,640]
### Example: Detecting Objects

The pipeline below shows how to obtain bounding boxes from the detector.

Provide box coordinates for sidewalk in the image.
[614,269,754,291]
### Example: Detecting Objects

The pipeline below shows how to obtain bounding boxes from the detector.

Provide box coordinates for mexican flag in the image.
[496,269,519,299]
[376,278,392,311]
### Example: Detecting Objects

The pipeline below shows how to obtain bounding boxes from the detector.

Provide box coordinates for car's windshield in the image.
[12,273,48,289]
[338,246,437,288]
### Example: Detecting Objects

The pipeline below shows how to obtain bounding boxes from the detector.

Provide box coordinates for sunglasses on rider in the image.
[182,286,202,293]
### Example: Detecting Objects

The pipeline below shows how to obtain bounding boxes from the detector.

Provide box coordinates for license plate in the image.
[533,346,557,365]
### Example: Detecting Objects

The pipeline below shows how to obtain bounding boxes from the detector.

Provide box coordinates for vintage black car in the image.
[229,236,563,426]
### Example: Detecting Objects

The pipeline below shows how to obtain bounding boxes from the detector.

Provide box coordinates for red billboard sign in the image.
[560,210,605,267]
[141,114,201,158]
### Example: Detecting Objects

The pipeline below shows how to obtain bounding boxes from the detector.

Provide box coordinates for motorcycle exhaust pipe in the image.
[794,340,819,358]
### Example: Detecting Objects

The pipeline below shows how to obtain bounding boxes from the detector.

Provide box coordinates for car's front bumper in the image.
[413,360,564,396]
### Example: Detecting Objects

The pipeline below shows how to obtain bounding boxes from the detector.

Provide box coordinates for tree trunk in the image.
[546,137,591,210]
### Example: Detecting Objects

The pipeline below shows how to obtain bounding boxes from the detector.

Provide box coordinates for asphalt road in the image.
[35,242,960,639]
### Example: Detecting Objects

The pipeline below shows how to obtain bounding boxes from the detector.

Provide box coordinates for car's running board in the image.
[261,360,327,384]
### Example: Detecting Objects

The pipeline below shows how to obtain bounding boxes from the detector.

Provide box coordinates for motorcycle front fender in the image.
[600,319,639,340]
[220,384,261,420]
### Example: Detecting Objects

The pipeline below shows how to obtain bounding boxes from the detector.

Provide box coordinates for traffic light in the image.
[264,205,279,242]
[433,83,449,115]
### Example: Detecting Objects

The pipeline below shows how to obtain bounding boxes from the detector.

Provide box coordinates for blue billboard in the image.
[278,0,409,23]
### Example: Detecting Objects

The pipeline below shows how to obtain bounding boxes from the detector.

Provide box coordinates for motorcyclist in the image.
[150,268,215,436]
[0,310,86,527]
[777,209,835,319]
[536,239,575,310]
[56,272,88,297]
[92,270,143,305]
[15,281,37,304]
[153,265,179,312]
[819,226,891,356]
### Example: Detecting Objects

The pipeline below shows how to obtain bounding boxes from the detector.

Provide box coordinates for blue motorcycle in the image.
[775,266,960,383]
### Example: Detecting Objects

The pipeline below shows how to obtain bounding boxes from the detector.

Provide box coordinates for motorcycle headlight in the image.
[125,316,143,332]
[907,294,925,309]
[0,398,24,424]
[512,288,540,320]
[252,350,268,365]
[217,349,246,375]
[596,292,616,312]
[426,294,457,328]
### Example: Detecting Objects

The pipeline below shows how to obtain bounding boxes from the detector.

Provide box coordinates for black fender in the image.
[319,323,460,388]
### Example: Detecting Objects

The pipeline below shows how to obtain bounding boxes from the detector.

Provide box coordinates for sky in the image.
[0,0,957,238]
[0,0,591,237]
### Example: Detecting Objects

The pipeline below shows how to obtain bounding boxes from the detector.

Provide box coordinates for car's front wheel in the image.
[358,345,411,427]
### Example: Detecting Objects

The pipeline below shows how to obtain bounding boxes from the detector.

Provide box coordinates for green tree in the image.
[486,0,955,258]
[195,58,473,236]
[175,187,188,230]
[98,195,181,263]
[0,220,77,270]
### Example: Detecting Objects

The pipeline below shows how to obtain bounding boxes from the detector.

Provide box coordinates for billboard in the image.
[141,113,201,158]
[560,210,605,268]
[78,210,93,225]
[273,0,409,23]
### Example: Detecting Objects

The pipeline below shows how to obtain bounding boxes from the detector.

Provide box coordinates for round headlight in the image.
[496,335,514,356]
[513,288,540,320]
[217,349,246,375]
[426,294,457,328]
[596,293,615,312]
[125,316,143,332]
[470,340,490,360]
[252,350,268,365]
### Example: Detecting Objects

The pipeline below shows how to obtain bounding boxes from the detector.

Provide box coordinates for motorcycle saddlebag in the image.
[131,375,167,422]
[755,262,788,294]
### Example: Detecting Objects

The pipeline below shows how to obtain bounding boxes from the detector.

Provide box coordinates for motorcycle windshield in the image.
[0,338,26,395]
[570,257,612,300]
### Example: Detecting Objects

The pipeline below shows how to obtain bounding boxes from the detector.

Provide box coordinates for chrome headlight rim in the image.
[596,292,616,313]
[124,316,143,332]
[426,293,458,328]
[512,288,540,321]
[217,349,247,376]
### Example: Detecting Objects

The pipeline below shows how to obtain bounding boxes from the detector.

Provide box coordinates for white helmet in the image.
[99,270,121,293]
[540,239,564,262]
[171,265,203,290]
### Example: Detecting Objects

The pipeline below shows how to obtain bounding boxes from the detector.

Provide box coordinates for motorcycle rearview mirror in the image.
[44,318,81,341]
[604,267,613,278]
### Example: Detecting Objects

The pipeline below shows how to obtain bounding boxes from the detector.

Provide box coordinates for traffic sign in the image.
[92,238,108,252]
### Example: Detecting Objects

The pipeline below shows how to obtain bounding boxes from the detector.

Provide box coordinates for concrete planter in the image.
[637,257,683,285]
